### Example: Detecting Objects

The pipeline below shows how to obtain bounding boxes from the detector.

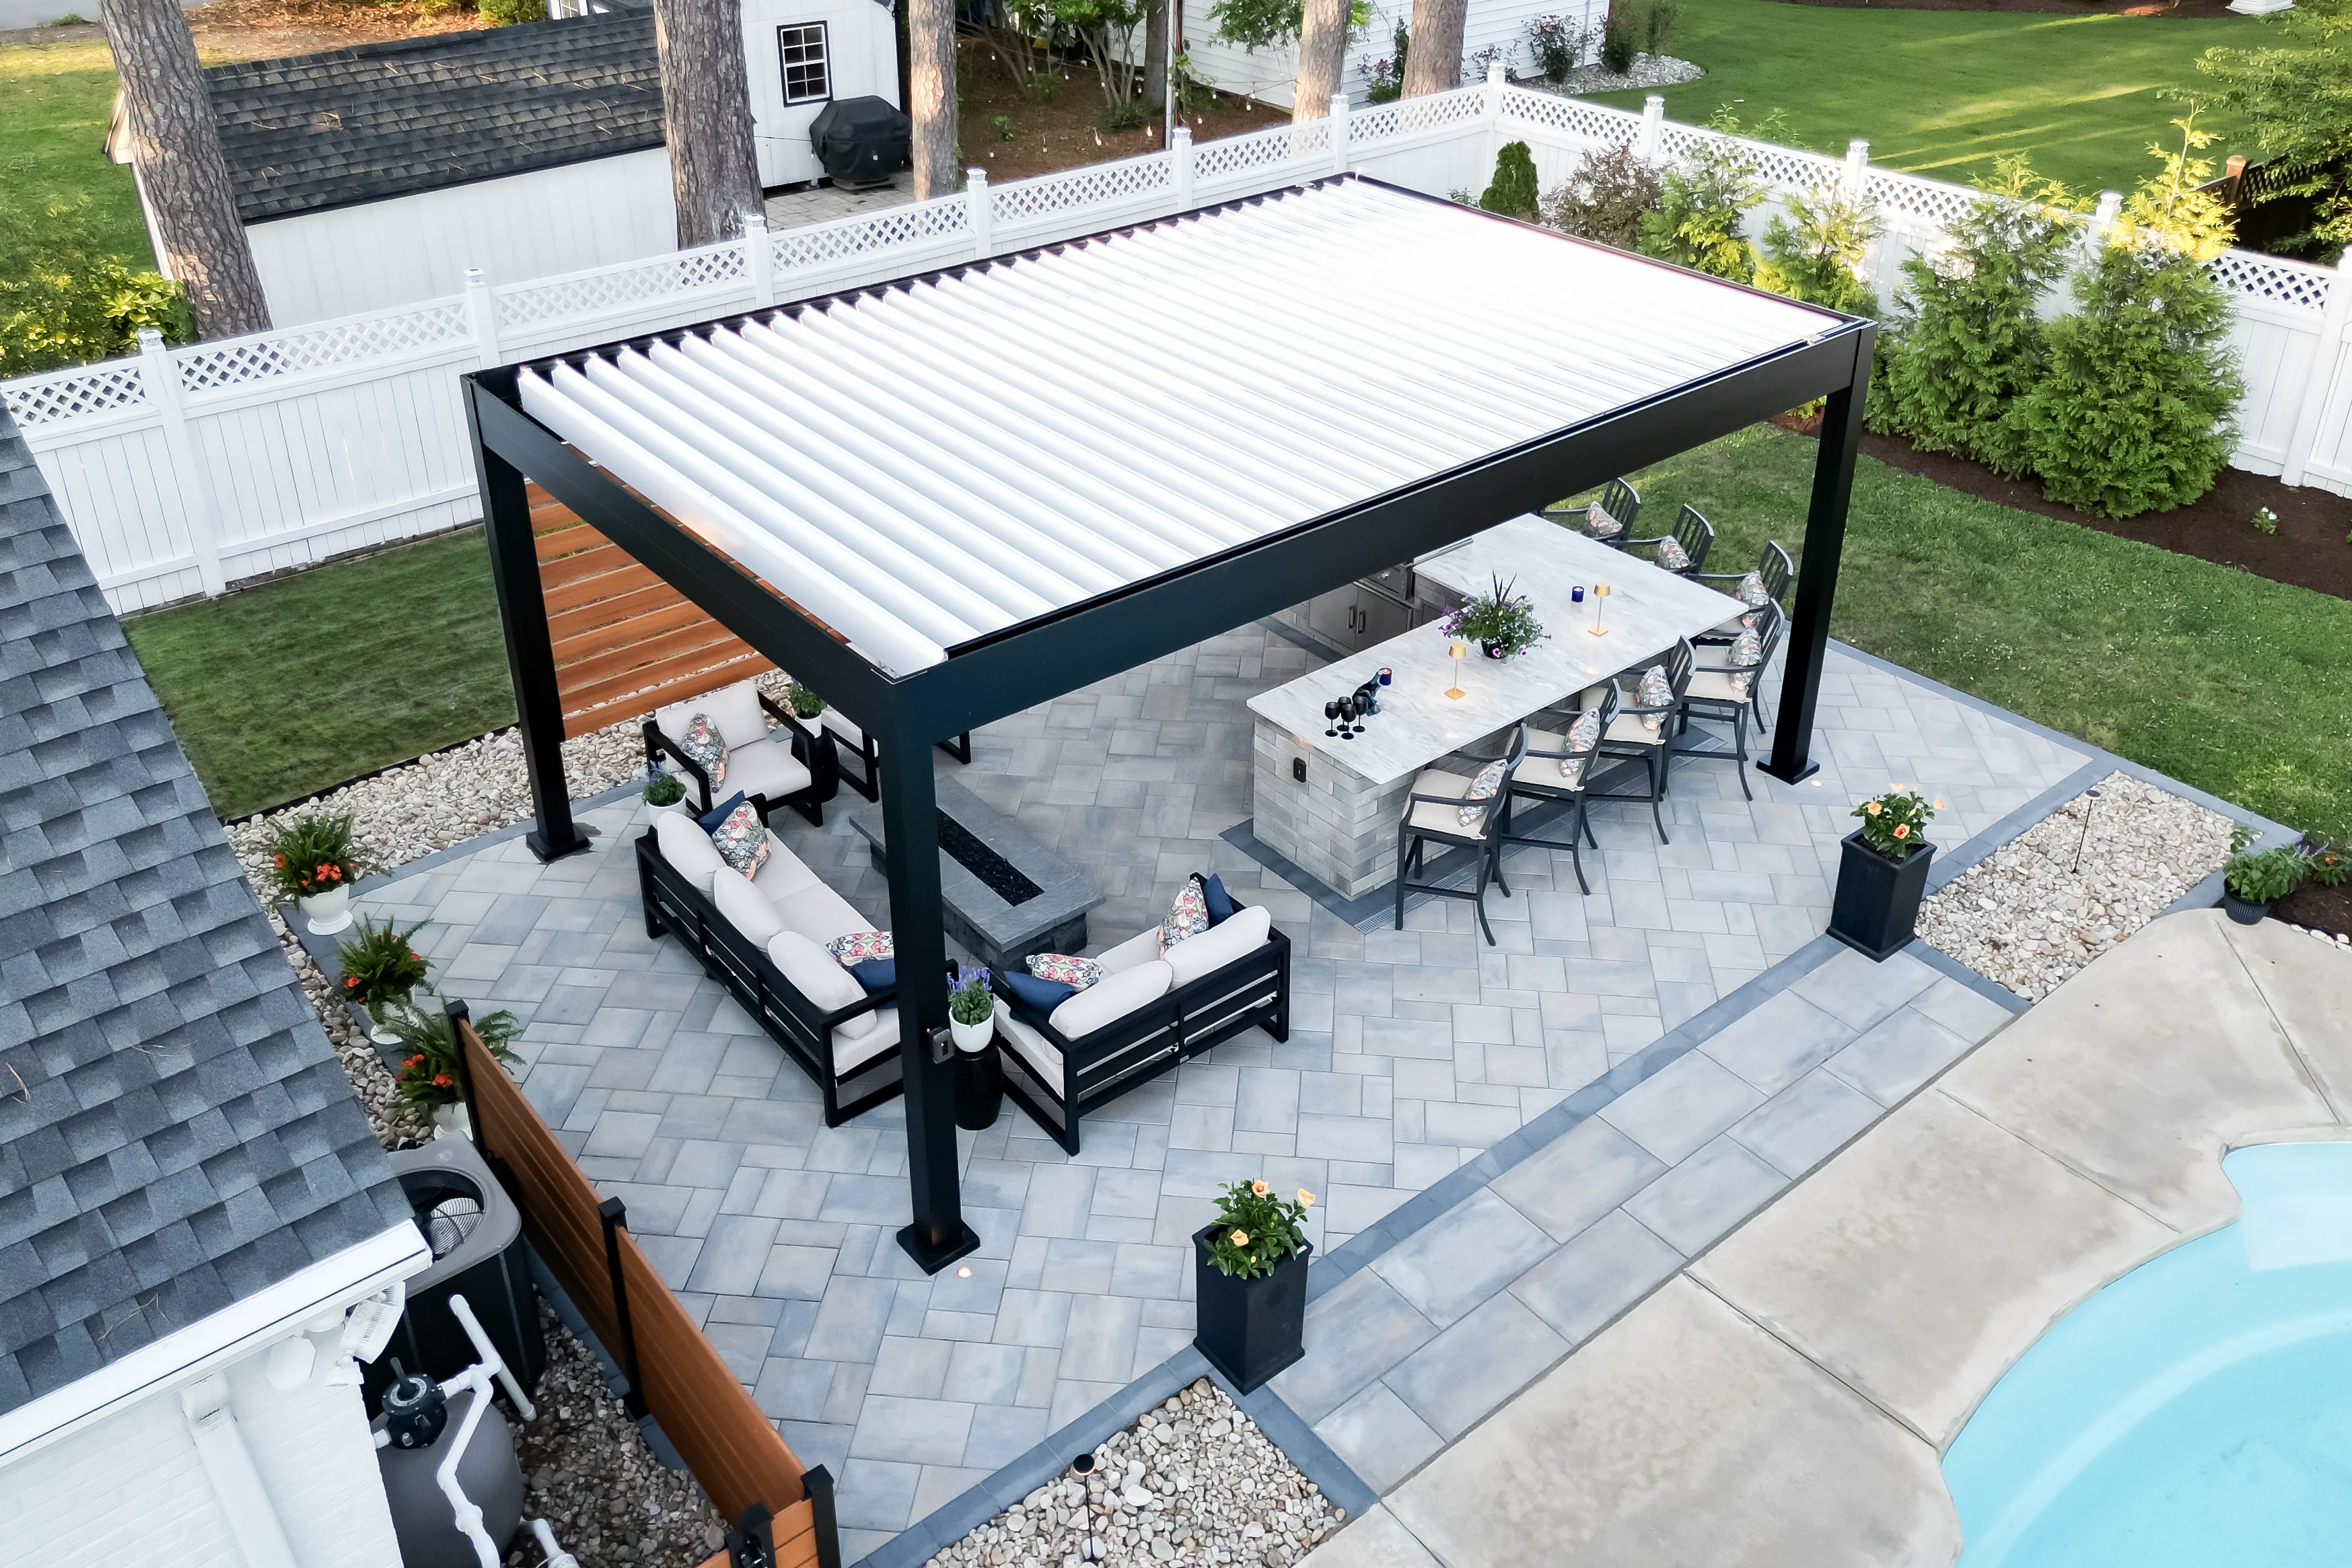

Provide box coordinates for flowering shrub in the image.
[1524,13,1584,83]
[260,812,376,903]
[1205,1178,1314,1279]
[1852,785,1940,861]
[378,997,520,1110]
[1440,574,1546,656]
[336,916,430,1011]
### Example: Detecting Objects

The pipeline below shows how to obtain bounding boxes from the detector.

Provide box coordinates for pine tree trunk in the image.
[655,0,762,247]
[100,0,269,340]
[1143,0,1168,114]
[1291,0,1346,122]
[1400,0,1466,96]
[908,0,958,199]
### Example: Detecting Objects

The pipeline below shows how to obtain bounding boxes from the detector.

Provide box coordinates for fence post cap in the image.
[135,328,166,353]
[1173,123,1193,146]
[967,166,989,189]
[598,1194,627,1223]
[443,997,471,1020]
[463,266,487,287]
[1486,62,1507,85]
[1643,94,1665,113]
[742,209,769,232]
[1847,138,1869,158]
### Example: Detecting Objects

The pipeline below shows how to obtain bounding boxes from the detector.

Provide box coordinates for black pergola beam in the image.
[1765,334,1874,783]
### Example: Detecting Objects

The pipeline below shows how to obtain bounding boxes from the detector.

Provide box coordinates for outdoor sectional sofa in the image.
[639,810,1292,1145]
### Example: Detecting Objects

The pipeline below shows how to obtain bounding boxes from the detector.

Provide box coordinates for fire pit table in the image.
[849,775,1103,972]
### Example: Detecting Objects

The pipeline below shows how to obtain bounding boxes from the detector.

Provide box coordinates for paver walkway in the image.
[338,622,2086,1559]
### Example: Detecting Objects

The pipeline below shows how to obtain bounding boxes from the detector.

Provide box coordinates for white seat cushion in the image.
[749,839,821,902]
[653,810,729,898]
[996,1008,1063,1094]
[1406,769,1485,836]
[833,1007,898,1073]
[1049,960,1174,1039]
[1602,711,1668,748]
[1093,927,1162,977]
[656,680,769,752]
[719,736,812,803]
[819,707,866,749]
[775,880,876,948]
[1685,670,1749,705]
[767,930,866,1013]
[1164,905,1273,987]
[712,867,785,946]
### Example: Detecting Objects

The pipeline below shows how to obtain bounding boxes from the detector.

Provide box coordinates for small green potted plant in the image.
[336,916,430,1044]
[260,811,376,935]
[643,770,688,816]
[1440,575,1546,660]
[787,681,827,719]
[1193,1178,1315,1392]
[2221,839,2304,925]
[948,966,1002,1129]
[1829,785,1941,960]
[381,995,521,1137]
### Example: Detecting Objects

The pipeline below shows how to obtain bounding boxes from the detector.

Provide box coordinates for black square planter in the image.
[1828,830,1935,961]
[1192,1224,1311,1394]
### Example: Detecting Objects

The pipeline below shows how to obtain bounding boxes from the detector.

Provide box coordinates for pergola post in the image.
[874,725,978,1274]
[469,390,590,863]
[1762,330,1873,785]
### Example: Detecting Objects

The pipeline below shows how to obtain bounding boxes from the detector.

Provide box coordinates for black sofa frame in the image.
[990,908,1291,1155]
[635,828,900,1125]
[644,688,841,826]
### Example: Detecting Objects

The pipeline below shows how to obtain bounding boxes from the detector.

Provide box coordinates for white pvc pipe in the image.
[180,1374,299,1568]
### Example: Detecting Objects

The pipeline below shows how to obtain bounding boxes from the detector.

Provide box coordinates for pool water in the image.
[1945,1143,2352,1567]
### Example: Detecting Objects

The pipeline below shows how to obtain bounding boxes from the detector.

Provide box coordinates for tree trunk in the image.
[99,0,269,339]
[1400,0,1466,97]
[908,0,958,199]
[1291,0,1346,122]
[1143,0,1168,114]
[655,0,762,247]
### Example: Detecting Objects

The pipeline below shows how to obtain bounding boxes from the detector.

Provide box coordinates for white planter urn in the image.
[949,1012,996,1053]
[299,884,353,935]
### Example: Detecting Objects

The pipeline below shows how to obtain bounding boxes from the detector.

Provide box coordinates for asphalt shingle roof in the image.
[205,8,663,223]
[0,409,408,1416]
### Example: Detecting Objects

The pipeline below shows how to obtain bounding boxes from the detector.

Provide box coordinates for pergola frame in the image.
[465,177,1876,1273]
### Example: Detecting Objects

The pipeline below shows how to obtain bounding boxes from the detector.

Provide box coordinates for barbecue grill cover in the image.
[810,96,911,188]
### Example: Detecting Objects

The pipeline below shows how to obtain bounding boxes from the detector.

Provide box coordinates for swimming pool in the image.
[1944,1141,2352,1567]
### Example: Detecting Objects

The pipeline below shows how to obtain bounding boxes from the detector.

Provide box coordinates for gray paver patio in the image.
[343,620,2084,1559]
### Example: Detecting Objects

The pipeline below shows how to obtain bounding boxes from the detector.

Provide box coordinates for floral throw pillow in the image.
[707,799,770,877]
[1028,953,1102,990]
[1458,756,1508,827]
[1655,534,1691,572]
[827,930,895,967]
[1637,665,1672,734]
[677,713,727,788]
[1727,629,1765,701]
[1161,880,1211,952]
[1559,706,1604,785]
[1583,502,1623,541]
[1736,571,1773,608]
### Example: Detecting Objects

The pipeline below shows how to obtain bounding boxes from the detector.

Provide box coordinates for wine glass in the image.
[1324,699,1341,737]
[1339,694,1359,738]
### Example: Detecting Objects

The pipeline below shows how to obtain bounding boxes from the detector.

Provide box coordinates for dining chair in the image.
[1675,602,1785,798]
[1499,683,1618,895]
[1695,540,1793,643]
[1394,725,1528,946]
[1589,638,1695,843]
[1545,477,1641,550]
[1627,503,1715,577]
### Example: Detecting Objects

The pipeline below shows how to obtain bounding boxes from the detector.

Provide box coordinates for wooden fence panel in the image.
[460,1018,824,1562]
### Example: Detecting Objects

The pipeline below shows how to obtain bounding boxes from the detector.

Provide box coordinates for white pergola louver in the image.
[516,179,1841,677]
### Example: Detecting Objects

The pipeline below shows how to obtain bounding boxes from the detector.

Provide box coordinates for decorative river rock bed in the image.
[1917,772,2234,999]
[923,1381,1341,1568]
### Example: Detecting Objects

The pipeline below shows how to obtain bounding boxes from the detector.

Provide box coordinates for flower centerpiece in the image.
[1441,575,1546,660]
[336,916,430,1044]
[379,995,521,1133]
[1193,1178,1316,1391]
[1829,785,1944,961]
[260,811,376,935]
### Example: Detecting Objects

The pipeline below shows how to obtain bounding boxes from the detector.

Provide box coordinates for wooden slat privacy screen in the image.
[528,484,769,739]
[460,1020,822,1566]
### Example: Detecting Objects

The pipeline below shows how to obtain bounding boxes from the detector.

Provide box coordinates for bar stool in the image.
[1588,639,1695,844]
[1626,503,1715,577]
[1393,725,1527,946]
[1544,476,1641,550]
[1676,602,1785,799]
[1499,684,1618,895]
[1695,541,1793,645]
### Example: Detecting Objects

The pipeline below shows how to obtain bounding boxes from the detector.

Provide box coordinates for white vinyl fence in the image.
[7,73,2347,616]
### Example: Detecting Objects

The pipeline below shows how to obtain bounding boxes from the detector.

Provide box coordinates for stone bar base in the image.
[1251,719,1413,900]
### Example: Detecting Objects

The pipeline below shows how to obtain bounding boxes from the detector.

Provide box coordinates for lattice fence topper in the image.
[1863,169,1981,230]
[1498,87,1640,147]
[773,196,969,274]
[992,153,1172,224]
[1194,119,1322,182]
[3,362,150,427]
[497,240,750,330]
[2210,250,2334,313]
[175,303,474,396]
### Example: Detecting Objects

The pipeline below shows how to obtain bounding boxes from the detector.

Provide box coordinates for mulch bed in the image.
[1773,410,2352,602]
[1771,0,2234,15]
[2275,880,2352,939]
[957,36,1291,186]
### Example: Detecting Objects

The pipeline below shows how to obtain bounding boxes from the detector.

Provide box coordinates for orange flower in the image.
[1297,1189,1316,1208]
[1865,801,1882,816]
[1933,799,1946,811]
[411,952,423,962]
[1250,1180,1269,1197]
[432,1073,453,1088]
[1230,1230,1250,1247]
[404,1055,425,1068]
[344,975,358,988]
[1893,823,1909,839]
[273,853,286,867]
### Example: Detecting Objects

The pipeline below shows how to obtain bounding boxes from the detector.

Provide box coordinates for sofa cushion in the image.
[711,868,785,946]
[827,930,894,966]
[1164,905,1273,988]
[1160,880,1211,952]
[749,840,821,902]
[849,958,896,992]
[655,810,729,898]
[1094,927,1162,977]
[673,713,727,789]
[777,881,876,947]
[1200,873,1236,925]
[1050,960,1173,1039]
[834,1008,898,1073]
[1028,953,1102,990]
[698,789,748,832]
[1003,970,1076,1014]
[719,736,812,805]
[659,680,769,752]
[768,931,866,1014]
[996,1009,1063,1094]
[709,798,771,877]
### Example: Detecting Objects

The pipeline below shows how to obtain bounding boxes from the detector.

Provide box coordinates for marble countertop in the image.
[1248,515,1743,787]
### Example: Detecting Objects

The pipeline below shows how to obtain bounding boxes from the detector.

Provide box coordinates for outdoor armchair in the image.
[1625,503,1715,578]
[644,678,838,825]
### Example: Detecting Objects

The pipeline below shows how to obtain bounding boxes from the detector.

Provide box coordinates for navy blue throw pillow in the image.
[849,958,896,992]
[1001,970,1076,1015]
[1200,872,1236,926]
[698,789,749,832]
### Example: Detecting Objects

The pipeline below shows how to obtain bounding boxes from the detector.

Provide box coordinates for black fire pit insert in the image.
[937,810,1042,907]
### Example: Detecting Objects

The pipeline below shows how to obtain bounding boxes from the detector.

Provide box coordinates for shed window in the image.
[779,23,830,105]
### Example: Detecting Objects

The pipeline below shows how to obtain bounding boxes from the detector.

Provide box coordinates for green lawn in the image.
[1582,0,2273,196]
[122,528,515,818]
[1612,424,2352,842]
[0,37,151,271]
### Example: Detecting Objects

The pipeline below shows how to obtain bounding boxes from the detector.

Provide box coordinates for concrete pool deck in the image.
[1314,910,2352,1568]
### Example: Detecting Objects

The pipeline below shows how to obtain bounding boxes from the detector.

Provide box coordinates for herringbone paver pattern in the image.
[352,626,2084,1555]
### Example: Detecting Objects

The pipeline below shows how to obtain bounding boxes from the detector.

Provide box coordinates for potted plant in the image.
[948,966,1002,1130]
[2221,842,2304,925]
[260,811,375,934]
[1193,1178,1315,1392]
[1440,575,1546,660]
[644,771,689,814]
[336,916,430,1044]
[948,965,995,1051]
[380,995,521,1138]
[787,682,826,719]
[1828,785,1941,960]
